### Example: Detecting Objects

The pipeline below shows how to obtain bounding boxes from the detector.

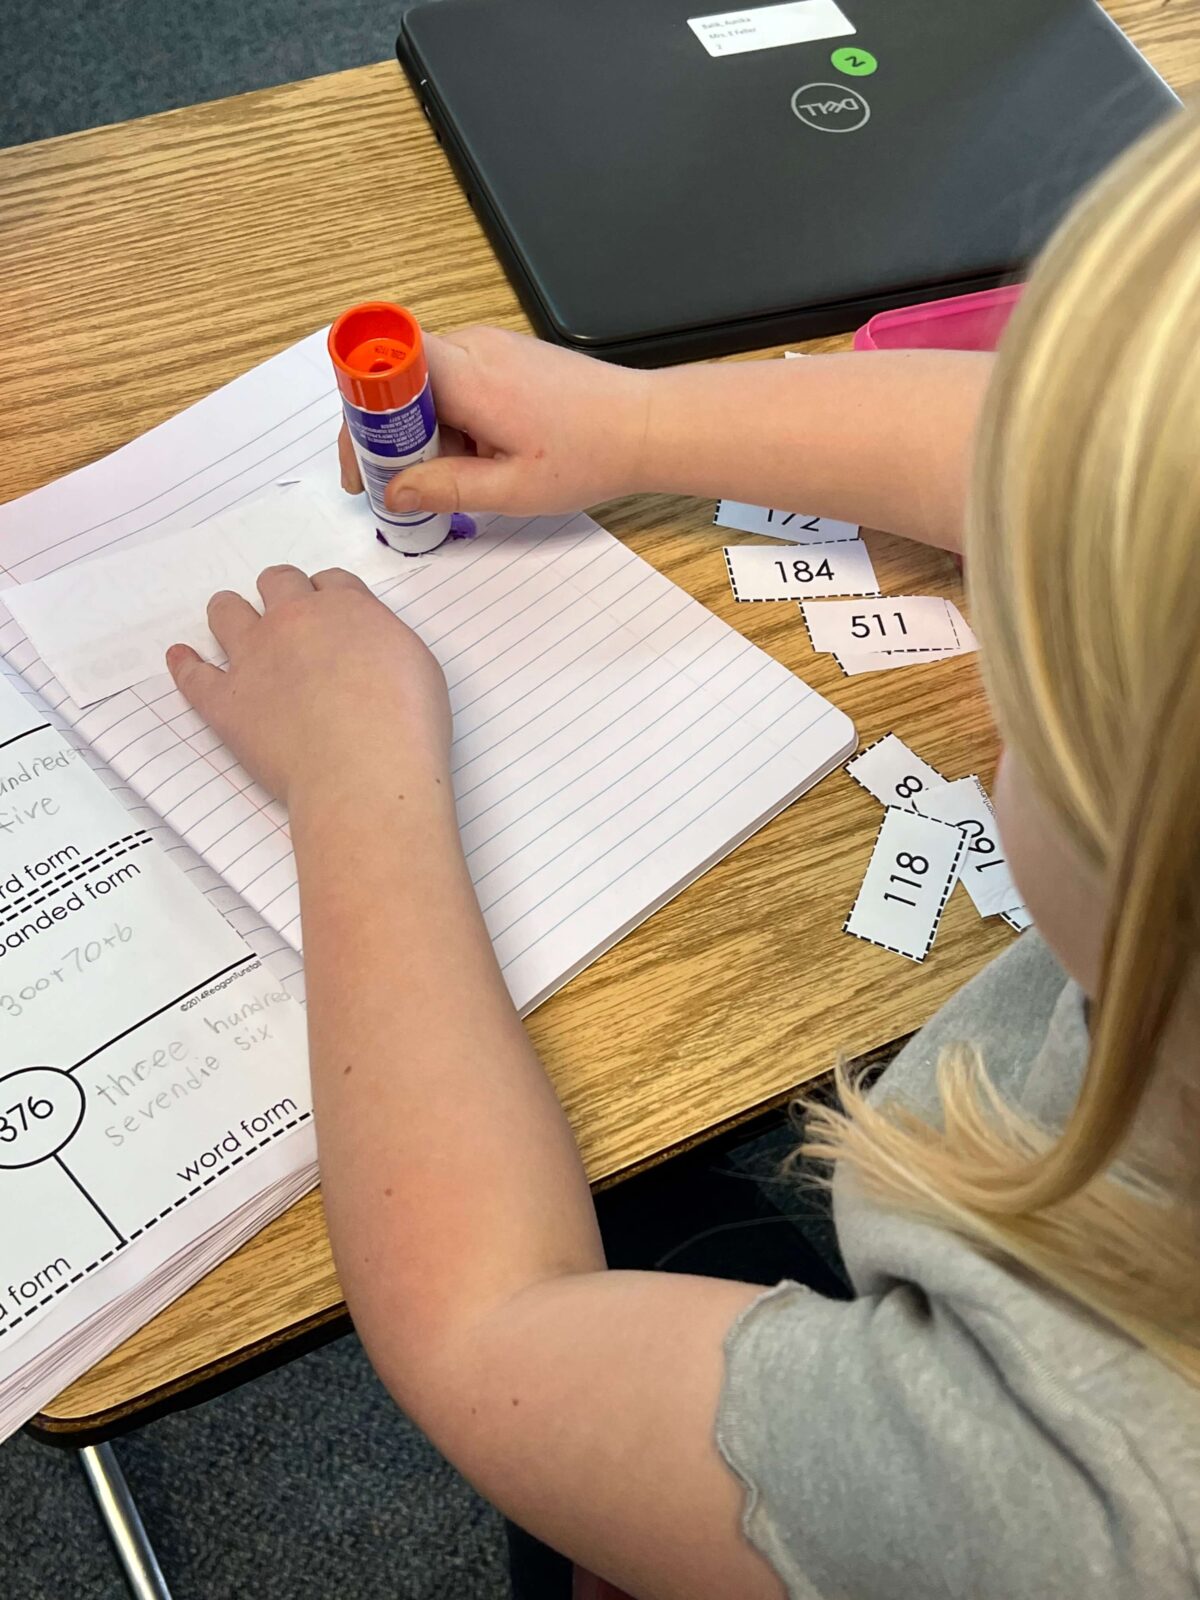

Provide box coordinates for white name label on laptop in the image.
[689,0,855,59]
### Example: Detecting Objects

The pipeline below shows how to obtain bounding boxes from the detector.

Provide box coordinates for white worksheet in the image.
[0,674,311,1348]
[846,734,947,811]
[802,596,974,657]
[723,540,878,602]
[7,489,415,707]
[914,776,1023,918]
[0,1115,315,1440]
[843,807,965,962]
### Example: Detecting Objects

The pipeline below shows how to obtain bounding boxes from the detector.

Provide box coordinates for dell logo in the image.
[791,82,871,133]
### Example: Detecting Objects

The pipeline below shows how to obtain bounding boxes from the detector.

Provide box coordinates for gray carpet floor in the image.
[5,1336,510,1598]
[1,0,420,149]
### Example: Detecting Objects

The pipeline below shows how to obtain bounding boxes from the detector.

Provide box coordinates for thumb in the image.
[384,453,528,517]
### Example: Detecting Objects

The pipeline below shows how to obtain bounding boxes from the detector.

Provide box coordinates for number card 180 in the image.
[914,776,1023,918]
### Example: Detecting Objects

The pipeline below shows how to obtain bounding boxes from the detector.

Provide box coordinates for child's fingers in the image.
[166,645,226,722]
[384,452,524,516]
[424,332,471,399]
[338,424,363,494]
[257,564,314,607]
[207,589,260,653]
[311,567,371,594]
[426,333,498,437]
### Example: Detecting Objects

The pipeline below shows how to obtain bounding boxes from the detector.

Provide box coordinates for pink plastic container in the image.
[853,284,1023,354]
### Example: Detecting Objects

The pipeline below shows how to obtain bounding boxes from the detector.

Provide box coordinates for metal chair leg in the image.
[79,1442,174,1600]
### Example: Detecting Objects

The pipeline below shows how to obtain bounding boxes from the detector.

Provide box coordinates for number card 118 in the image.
[844,808,966,962]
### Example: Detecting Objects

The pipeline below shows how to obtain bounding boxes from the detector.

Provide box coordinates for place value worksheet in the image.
[0,675,311,1345]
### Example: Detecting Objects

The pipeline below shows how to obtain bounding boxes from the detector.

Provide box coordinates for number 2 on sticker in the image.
[850,611,910,640]
[883,851,928,907]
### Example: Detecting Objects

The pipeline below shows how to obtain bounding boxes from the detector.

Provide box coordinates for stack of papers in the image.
[0,329,855,1437]
[0,668,314,1438]
[842,733,1028,961]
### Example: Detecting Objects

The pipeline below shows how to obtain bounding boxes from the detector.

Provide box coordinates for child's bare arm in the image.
[168,570,784,1600]
[645,346,991,550]
[340,328,993,552]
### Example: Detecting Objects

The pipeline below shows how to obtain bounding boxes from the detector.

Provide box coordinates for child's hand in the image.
[166,566,451,804]
[337,327,651,517]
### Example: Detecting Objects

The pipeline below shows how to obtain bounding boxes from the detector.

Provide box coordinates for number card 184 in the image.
[723,541,879,602]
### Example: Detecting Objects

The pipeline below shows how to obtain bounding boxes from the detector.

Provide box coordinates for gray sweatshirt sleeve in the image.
[715,1247,1196,1600]
[716,938,1198,1598]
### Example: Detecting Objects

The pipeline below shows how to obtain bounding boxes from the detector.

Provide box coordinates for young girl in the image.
[167,108,1199,1598]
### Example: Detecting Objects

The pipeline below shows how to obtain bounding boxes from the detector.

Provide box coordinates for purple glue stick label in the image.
[342,378,451,555]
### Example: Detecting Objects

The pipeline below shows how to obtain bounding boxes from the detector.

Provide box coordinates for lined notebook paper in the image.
[0,331,855,1014]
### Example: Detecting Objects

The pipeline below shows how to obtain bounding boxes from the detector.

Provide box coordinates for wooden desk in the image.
[2,0,1195,1438]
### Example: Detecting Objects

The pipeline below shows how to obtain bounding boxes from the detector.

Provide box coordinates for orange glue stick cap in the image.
[328,302,429,413]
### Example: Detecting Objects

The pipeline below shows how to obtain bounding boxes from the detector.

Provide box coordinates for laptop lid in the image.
[398,0,1177,363]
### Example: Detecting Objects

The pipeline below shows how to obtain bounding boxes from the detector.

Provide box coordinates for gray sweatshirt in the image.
[717,933,1200,1598]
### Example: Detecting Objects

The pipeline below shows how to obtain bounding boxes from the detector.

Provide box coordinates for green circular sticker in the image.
[831,46,878,76]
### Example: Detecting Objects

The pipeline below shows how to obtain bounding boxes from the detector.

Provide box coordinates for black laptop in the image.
[397,0,1177,364]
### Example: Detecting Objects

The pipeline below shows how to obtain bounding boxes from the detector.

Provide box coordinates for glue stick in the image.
[328,302,451,555]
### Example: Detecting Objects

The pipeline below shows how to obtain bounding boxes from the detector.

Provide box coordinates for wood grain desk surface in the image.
[1,0,1195,1434]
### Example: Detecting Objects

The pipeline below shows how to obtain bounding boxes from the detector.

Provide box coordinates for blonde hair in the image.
[805,106,1200,1377]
